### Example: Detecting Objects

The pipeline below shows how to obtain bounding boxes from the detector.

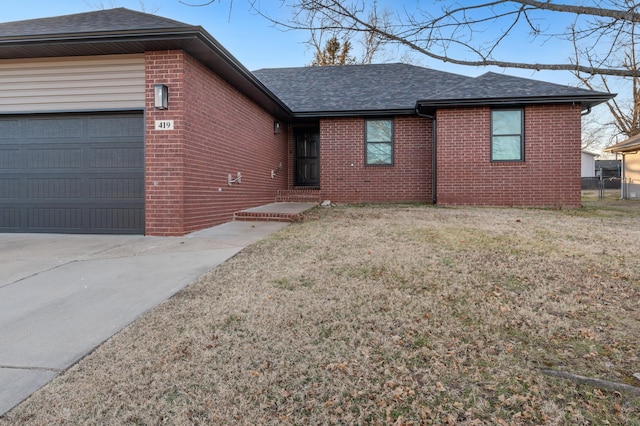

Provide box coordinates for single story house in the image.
[605,136,640,199]
[0,8,614,235]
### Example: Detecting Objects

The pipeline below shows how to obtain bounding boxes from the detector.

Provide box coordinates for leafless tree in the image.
[274,1,640,145]
[578,65,640,145]
[283,0,393,64]
[254,0,640,77]
[575,31,640,142]
[187,1,640,144]
[183,1,640,76]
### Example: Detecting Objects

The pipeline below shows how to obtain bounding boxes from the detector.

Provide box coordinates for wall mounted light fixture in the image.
[274,121,281,134]
[154,84,169,110]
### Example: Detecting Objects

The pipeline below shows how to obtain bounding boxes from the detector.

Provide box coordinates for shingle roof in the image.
[428,72,607,101]
[253,63,472,116]
[605,134,640,153]
[0,8,615,118]
[255,66,613,116]
[0,8,191,37]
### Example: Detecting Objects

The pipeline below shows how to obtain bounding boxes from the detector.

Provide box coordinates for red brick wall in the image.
[145,51,288,235]
[315,116,433,202]
[145,51,186,236]
[436,104,582,207]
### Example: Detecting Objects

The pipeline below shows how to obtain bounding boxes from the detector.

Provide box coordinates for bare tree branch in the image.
[189,0,640,142]
[513,0,640,22]
[238,0,640,77]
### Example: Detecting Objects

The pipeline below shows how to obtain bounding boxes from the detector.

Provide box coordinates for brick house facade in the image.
[436,104,583,207]
[0,8,613,235]
[315,116,433,203]
[145,51,289,235]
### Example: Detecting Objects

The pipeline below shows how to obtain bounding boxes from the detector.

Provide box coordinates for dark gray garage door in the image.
[0,112,144,234]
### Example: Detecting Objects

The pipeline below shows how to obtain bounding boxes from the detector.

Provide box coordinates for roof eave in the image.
[416,94,614,111]
[606,145,640,153]
[291,108,417,119]
[0,28,293,120]
[604,138,640,153]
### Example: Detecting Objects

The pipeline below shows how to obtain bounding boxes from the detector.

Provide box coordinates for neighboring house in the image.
[605,136,640,199]
[0,8,614,236]
[581,150,597,178]
[581,153,622,190]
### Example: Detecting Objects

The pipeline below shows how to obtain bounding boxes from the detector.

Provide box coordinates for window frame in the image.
[365,118,394,166]
[490,108,524,162]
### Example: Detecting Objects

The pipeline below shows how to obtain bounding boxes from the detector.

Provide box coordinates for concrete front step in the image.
[234,202,318,223]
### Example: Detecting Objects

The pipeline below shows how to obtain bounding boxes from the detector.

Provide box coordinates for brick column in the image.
[145,51,186,236]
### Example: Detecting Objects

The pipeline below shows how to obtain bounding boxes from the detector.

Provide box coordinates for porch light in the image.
[154,84,169,110]
[274,121,281,134]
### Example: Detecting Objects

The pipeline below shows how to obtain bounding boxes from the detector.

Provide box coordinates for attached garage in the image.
[0,53,146,234]
[0,112,145,234]
[0,9,301,236]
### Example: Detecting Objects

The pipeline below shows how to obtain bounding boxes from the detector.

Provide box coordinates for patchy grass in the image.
[2,200,640,425]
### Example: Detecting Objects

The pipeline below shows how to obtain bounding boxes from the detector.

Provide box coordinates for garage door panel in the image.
[26,177,82,199]
[0,208,20,230]
[87,116,144,138]
[0,113,144,234]
[90,175,144,198]
[87,147,144,169]
[0,120,20,139]
[24,118,84,140]
[90,207,144,232]
[0,178,20,198]
[27,207,83,231]
[27,147,82,169]
[0,148,19,168]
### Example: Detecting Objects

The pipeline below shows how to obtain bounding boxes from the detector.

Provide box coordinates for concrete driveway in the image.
[0,221,289,416]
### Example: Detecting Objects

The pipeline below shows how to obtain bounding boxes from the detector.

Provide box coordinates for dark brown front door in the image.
[295,128,320,186]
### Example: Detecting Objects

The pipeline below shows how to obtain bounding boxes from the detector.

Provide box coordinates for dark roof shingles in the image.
[429,71,609,101]
[0,8,191,37]
[253,63,472,113]
[255,65,612,114]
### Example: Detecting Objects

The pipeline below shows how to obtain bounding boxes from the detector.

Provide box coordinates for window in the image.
[491,109,523,161]
[366,119,394,165]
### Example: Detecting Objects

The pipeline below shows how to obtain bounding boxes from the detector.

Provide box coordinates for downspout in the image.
[621,153,626,199]
[415,106,437,204]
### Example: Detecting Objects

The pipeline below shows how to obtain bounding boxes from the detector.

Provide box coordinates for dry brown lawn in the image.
[2,194,640,425]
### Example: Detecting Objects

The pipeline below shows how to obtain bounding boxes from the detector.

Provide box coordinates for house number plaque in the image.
[155,120,175,130]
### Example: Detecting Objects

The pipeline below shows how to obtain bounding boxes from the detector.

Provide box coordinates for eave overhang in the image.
[0,27,293,120]
[605,135,640,153]
[290,108,417,119]
[416,94,615,115]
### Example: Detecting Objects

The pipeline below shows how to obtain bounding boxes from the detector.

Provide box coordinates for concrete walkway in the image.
[0,204,315,416]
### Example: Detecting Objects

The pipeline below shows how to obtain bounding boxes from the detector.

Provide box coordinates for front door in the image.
[295,128,320,186]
